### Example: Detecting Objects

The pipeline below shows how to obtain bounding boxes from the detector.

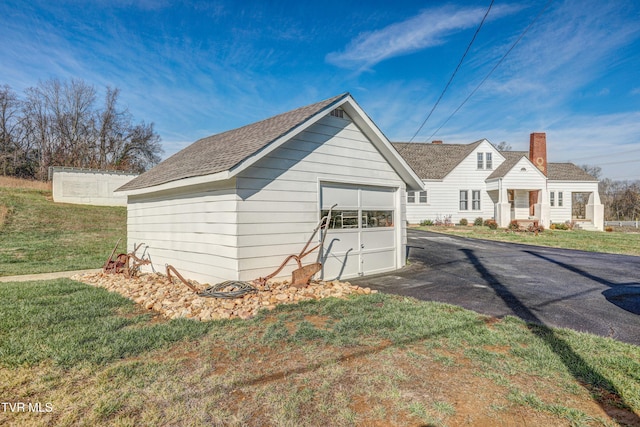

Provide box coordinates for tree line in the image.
[0,78,162,180]
[580,165,639,221]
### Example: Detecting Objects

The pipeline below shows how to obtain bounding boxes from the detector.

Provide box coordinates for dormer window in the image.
[330,108,344,118]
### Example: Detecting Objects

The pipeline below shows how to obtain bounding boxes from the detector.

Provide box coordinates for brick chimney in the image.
[529,132,547,176]
[431,140,443,144]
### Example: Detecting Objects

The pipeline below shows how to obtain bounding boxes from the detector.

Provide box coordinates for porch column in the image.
[496,181,510,228]
[535,187,550,228]
[586,192,604,231]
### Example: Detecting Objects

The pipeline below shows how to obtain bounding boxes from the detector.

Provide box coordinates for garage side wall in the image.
[126,180,239,284]
[235,113,407,281]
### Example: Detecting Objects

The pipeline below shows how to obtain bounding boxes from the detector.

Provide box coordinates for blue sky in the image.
[1,0,639,180]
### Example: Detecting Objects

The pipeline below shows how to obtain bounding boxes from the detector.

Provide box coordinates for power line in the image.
[426,0,554,141]
[567,146,640,162]
[408,0,495,143]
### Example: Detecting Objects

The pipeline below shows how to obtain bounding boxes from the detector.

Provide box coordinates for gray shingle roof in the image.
[486,151,527,179]
[548,163,598,181]
[119,93,349,191]
[391,141,483,180]
[393,144,598,182]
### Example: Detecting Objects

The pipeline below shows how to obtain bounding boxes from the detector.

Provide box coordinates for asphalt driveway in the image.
[352,229,640,346]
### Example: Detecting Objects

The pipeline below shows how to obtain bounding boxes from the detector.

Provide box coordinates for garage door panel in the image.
[361,187,394,208]
[322,250,359,280]
[362,249,395,275]
[321,185,358,209]
[361,229,394,250]
[323,232,359,255]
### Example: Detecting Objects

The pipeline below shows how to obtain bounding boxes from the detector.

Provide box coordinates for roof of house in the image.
[119,93,349,192]
[486,151,527,180]
[394,143,598,182]
[391,141,484,180]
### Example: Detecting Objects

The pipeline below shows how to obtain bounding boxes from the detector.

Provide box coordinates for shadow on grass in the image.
[461,248,640,425]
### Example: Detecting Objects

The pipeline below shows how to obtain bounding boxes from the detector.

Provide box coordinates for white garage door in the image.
[320,183,397,280]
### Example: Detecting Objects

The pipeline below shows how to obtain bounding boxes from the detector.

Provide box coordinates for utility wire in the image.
[408,0,495,143]
[426,0,554,141]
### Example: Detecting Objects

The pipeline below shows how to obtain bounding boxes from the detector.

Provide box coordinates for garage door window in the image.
[363,210,393,227]
[322,209,393,229]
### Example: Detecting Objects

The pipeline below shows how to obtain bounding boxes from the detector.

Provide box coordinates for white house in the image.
[116,93,424,285]
[395,133,604,231]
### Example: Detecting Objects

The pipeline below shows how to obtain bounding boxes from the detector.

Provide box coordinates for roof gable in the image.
[119,94,348,192]
[392,140,484,180]
[487,155,547,183]
[119,93,423,194]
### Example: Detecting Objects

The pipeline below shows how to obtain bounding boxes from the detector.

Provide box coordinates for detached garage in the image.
[116,93,423,284]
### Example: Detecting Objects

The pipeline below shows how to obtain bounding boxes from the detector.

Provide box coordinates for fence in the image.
[604,221,639,228]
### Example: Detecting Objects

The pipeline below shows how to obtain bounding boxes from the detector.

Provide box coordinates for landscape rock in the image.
[71,271,376,322]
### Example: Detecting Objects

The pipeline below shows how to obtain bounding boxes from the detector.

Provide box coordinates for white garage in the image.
[117,93,423,285]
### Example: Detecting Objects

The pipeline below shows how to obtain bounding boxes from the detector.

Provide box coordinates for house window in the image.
[550,192,555,207]
[419,191,427,203]
[460,190,468,210]
[477,153,484,169]
[486,153,492,169]
[407,191,415,203]
[472,190,481,210]
[558,192,563,207]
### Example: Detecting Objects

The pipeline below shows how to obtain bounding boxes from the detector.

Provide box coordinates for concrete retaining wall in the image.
[51,167,137,206]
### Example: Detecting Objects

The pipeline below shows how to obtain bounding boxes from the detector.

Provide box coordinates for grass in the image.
[0,279,639,426]
[0,180,126,276]
[1,178,639,425]
[416,225,640,256]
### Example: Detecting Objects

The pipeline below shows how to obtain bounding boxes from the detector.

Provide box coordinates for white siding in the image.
[126,180,239,284]
[406,141,505,224]
[236,114,406,281]
[548,180,600,224]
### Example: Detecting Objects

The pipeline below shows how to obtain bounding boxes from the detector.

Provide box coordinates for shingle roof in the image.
[119,93,349,191]
[391,141,484,179]
[488,151,597,181]
[486,151,527,179]
[547,163,598,181]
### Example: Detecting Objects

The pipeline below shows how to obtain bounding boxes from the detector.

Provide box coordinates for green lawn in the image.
[0,279,638,426]
[416,225,640,257]
[0,186,126,276]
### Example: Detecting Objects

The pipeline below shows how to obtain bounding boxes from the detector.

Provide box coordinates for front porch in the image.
[490,188,550,229]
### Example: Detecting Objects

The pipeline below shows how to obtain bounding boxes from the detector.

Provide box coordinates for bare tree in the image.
[496,141,512,151]
[3,78,163,179]
[580,164,602,180]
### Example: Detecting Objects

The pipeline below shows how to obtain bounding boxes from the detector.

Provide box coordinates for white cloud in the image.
[326,5,518,70]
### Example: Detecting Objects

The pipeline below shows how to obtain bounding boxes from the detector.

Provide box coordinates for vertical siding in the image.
[235,114,406,281]
[126,180,239,284]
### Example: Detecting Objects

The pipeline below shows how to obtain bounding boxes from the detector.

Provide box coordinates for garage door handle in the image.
[361,244,365,249]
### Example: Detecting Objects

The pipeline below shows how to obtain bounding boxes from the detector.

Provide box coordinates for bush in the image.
[474,217,484,226]
[508,220,520,231]
[552,222,569,230]
[420,219,434,226]
[459,218,468,226]
[527,223,544,233]
[605,226,613,232]
[485,219,498,229]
